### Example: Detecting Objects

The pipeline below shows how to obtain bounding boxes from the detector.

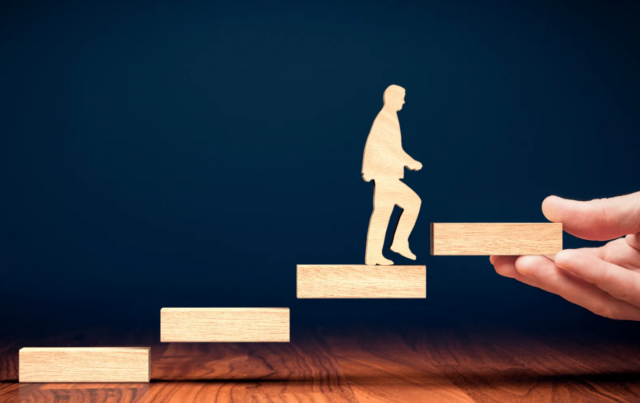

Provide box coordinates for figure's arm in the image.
[380,137,421,171]
[402,151,420,168]
[394,121,421,171]
[362,114,422,179]
[399,146,422,171]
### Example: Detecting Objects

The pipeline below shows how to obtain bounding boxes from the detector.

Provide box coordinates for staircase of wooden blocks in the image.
[18,308,290,383]
[17,223,561,383]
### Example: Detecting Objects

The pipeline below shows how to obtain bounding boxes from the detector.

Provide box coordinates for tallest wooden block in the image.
[431,223,563,255]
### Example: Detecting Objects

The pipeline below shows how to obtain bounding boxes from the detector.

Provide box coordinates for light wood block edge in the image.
[430,223,563,256]
[297,265,426,299]
[160,308,290,343]
[19,347,150,383]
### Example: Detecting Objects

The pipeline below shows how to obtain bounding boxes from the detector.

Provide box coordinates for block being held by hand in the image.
[431,223,563,256]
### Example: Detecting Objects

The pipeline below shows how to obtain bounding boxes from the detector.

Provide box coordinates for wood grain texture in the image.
[6,325,640,402]
[19,348,150,383]
[362,85,422,266]
[297,265,426,298]
[431,223,563,255]
[0,336,18,382]
[160,308,290,342]
[3,325,640,402]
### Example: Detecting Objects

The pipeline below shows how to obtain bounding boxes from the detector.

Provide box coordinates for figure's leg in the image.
[365,181,394,266]
[390,180,421,260]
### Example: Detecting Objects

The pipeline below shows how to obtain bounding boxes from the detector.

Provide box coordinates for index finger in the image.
[542,192,640,241]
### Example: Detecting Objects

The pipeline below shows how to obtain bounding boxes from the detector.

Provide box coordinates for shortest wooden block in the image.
[431,223,563,255]
[19,347,150,383]
[297,265,426,298]
[161,308,290,342]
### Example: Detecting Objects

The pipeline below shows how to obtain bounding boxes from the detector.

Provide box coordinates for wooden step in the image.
[161,308,290,342]
[297,265,426,298]
[431,223,563,255]
[19,347,150,383]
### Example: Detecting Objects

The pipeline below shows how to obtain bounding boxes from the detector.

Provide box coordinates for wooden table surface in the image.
[2,323,640,402]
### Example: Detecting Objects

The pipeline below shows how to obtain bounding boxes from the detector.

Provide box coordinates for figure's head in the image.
[383,85,406,111]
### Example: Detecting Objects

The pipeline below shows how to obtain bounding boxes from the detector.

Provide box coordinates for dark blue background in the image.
[2,0,639,331]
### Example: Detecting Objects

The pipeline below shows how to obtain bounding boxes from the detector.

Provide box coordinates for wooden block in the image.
[19,347,150,383]
[161,308,290,342]
[297,265,426,298]
[430,223,563,255]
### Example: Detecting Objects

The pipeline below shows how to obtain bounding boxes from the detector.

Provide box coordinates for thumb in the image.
[542,192,640,241]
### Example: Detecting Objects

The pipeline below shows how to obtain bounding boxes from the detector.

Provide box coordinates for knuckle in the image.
[598,266,616,285]
[591,198,613,228]
[494,264,512,277]
[592,305,612,319]
[590,301,620,320]
[600,269,640,306]
[613,286,635,305]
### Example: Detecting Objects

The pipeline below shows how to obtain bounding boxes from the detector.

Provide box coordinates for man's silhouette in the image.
[362,85,422,266]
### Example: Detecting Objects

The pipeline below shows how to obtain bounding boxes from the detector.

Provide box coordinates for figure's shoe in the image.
[390,242,417,260]
[366,255,394,266]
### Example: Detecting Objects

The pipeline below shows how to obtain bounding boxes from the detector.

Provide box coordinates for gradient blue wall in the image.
[2,0,639,329]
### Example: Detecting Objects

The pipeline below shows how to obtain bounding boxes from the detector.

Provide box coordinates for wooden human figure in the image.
[362,85,422,266]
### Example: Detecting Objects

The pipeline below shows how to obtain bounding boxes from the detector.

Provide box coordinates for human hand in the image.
[407,160,422,171]
[491,192,640,320]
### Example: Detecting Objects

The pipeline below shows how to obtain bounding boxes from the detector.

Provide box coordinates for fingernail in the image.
[542,196,566,223]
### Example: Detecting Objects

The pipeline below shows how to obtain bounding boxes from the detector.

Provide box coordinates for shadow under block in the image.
[431,223,563,255]
[297,265,426,298]
[160,308,290,342]
[19,347,150,383]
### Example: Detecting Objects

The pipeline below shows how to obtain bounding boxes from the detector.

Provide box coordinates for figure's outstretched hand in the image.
[407,160,422,171]
[490,192,640,320]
